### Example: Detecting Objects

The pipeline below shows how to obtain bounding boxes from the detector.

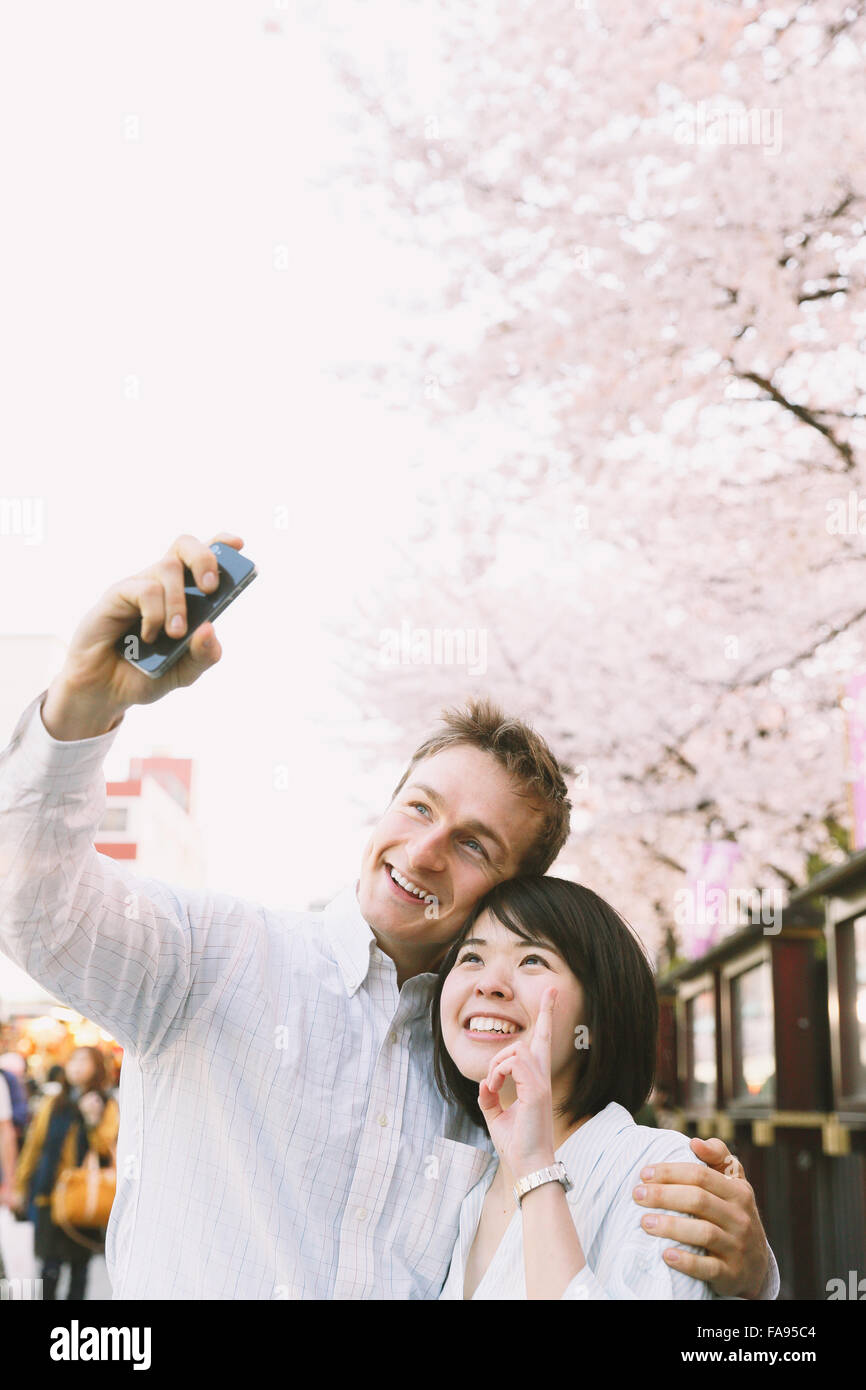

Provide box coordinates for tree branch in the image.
[735,370,855,469]
[638,838,688,876]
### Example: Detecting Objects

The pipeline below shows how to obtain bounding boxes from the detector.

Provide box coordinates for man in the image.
[0,532,778,1299]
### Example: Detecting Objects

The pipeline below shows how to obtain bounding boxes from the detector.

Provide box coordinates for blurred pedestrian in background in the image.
[0,1052,30,1146]
[0,1068,18,1280]
[41,1063,66,1098]
[651,1085,687,1133]
[13,1046,118,1299]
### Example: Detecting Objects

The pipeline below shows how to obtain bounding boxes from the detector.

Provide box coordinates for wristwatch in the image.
[513,1161,573,1207]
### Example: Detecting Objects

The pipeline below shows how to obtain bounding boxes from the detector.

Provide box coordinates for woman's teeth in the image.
[466,1017,521,1035]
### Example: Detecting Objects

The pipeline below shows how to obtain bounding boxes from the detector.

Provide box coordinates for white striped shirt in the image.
[0,689,780,1301]
[0,690,493,1299]
[441,1102,717,1299]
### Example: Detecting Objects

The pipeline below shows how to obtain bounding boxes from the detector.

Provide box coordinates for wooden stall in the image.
[656,884,866,1299]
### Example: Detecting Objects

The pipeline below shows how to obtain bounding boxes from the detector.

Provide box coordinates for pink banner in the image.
[678,840,743,960]
[845,672,866,851]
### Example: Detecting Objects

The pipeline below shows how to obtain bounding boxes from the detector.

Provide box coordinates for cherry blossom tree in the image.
[319,0,866,956]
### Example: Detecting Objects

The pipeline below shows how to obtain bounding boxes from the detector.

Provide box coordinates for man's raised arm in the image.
[0,531,253,1058]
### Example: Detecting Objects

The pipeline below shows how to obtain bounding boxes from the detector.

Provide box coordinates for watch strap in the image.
[513,1160,572,1206]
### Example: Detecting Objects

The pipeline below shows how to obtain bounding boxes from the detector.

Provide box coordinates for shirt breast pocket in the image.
[402,1135,492,1291]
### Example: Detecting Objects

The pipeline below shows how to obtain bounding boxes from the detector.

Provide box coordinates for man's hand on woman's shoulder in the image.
[631,1134,771,1299]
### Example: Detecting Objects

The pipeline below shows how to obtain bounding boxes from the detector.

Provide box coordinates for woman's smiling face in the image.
[439,908,587,1087]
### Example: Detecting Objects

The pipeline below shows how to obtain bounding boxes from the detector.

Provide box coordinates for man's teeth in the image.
[467,1017,521,1034]
[389,866,435,902]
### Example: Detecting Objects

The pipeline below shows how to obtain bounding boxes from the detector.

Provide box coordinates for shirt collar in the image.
[321,881,378,996]
[321,882,442,1022]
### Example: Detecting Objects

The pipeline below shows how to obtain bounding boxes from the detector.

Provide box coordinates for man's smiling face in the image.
[357,744,544,970]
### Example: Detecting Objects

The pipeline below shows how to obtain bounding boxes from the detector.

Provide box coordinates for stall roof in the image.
[656,901,822,990]
[657,919,766,988]
[786,847,866,907]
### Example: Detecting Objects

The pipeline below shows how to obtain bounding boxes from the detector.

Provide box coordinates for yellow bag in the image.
[51,1150,116,1252]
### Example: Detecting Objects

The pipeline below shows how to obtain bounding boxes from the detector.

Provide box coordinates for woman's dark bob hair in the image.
[431,876,658,1130]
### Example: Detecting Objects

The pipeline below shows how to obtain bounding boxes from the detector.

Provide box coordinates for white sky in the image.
[0,3,463,910]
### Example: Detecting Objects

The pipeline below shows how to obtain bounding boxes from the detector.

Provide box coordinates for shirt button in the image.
[356,1208,368,1222]
[389,1032,398,1044]
[377,1114,388,1126]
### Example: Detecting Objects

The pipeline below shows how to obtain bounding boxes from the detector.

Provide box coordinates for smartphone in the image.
[116,542,258,680]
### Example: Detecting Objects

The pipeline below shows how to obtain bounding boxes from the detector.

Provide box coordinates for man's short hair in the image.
[391,697,572,875]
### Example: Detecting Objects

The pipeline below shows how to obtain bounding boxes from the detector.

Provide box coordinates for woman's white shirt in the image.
[439,1102,714,1300]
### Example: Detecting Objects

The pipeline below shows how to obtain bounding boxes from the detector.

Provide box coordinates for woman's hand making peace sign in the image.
[478,986,560,1178]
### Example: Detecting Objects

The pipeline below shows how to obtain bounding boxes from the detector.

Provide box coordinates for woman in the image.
[14,1045,118,1300]
[431,876,713,1300]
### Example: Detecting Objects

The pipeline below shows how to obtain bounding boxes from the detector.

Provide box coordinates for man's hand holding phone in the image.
[42,532,253,741]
